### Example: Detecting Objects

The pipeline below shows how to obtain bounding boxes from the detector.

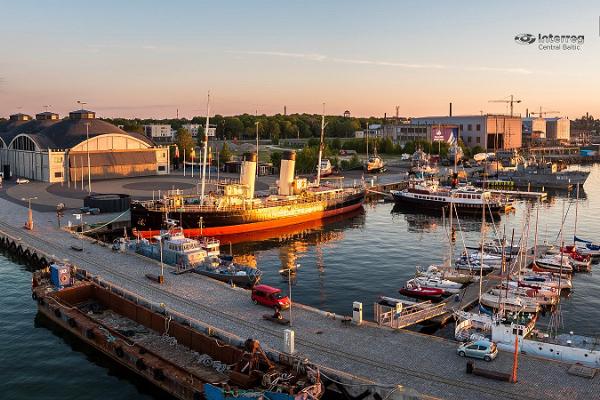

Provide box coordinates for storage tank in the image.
[239,152,257,199]
[278,150,296,196]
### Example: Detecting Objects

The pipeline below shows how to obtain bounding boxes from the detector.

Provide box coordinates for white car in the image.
[16,178,30,184]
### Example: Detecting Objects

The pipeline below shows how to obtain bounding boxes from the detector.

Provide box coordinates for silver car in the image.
[457,340,498,362]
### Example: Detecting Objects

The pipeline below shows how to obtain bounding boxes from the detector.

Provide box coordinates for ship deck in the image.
[2,197,600,400]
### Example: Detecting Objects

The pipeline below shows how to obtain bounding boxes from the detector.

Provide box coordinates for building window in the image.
[476,137,481,143]
[468,137,472,143]
[54,172,63,178]
[460,124,463,131]
[476,124,481,131]
[158,165,166,172]
[467,124,472,131]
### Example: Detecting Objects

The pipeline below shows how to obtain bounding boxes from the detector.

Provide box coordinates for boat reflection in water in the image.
[390,204,488,233]
[215,207,365,248]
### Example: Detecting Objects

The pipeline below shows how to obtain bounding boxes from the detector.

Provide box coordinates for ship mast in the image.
[200,92,210,205]
[316,102,326,186]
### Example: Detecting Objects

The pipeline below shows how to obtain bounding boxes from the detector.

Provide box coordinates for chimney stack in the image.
[449,103,453,117]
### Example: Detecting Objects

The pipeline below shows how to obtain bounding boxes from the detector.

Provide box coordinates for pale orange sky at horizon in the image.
[2,1,599,120]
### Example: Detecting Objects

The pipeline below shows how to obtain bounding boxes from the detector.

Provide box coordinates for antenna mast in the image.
[200,92,210,205]
[316,103,326,186]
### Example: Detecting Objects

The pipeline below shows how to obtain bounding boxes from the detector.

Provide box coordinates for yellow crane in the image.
[530,106,560,118]
[488,95,522,117]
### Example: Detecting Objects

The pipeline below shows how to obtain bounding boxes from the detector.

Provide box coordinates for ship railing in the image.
[138,188,364,212]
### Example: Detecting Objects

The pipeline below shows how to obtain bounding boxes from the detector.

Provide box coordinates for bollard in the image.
[352,301,363,325]
[283,329,295,354]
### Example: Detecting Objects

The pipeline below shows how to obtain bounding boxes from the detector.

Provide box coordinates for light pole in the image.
[85,122,92,194]
[158,235,165,284]
[21,196,37,230]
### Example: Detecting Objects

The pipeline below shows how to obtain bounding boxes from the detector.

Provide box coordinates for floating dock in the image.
[488,189,547,201]
[1,198,599,400]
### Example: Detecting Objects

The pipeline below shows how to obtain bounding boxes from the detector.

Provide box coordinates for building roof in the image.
[1,109,155,149]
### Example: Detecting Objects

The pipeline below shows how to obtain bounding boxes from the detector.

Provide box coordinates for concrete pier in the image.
[1,197,599,400]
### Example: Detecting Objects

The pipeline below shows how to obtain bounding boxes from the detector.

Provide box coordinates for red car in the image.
[251,285,290,310]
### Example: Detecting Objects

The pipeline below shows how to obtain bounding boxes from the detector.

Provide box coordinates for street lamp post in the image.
[158,235,165,284]
[22,196,38,230]
[86,122,92,194]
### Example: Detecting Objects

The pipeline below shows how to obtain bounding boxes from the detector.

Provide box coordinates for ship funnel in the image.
[278,150,296,196]
[240,152,257,199]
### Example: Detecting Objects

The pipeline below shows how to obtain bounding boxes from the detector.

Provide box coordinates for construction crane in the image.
[488,95,522,117]
[530,106,560,118]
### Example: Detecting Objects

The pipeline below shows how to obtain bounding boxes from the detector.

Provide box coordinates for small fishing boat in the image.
[399,280,444,300]
[194,257,262,288]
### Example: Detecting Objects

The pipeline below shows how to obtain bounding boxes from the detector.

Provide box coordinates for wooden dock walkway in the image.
[1,198,599,400]
[488,189,547,201]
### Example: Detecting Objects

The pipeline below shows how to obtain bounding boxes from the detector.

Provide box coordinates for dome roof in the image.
[2,109,155,149]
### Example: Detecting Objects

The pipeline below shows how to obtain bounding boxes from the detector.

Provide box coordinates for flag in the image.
[190,148,196,160]
[447,129,457,146]
[175,145,180,158]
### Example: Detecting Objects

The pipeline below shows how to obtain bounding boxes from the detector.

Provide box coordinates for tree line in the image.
[105,113,386,143]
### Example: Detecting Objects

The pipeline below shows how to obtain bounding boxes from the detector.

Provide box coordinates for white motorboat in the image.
[491,286,557,307]
[413,276,463,295]
[480,291,540,313]
[521,274,572,290]
[463,251,503,266]
[535,255,574,274]
[416,265,476,284]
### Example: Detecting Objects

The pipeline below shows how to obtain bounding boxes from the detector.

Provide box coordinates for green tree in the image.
[270,151,283,169]
[219,142,233,165]
[223,117,244,139]
[175,128,196,159]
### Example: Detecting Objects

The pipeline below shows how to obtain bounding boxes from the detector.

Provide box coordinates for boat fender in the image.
[31,292,38,301]
[68,318,77,328]
[86,328,95,339]
[136,358,147,371]
[153,368,165,381]
[115,347,125,358]
[54,308,62,319]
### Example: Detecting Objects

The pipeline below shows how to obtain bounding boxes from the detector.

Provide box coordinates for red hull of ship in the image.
[134,202,363,239]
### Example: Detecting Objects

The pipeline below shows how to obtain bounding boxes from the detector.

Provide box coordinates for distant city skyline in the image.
[1,0,599,119]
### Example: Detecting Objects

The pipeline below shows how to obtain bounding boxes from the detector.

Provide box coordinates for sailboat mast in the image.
[200,92,210,205]
[573,183,580,245]
[478,191,486,307]
[316,103,325,186]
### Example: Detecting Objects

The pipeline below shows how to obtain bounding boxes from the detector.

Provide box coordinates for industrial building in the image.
[411,115,522,150]
[545,117,570,142]
[0,109,170,183]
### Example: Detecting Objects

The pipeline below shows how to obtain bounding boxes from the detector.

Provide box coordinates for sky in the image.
[1,0,600,119]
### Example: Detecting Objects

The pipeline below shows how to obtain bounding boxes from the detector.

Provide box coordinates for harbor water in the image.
[2,164,600,398]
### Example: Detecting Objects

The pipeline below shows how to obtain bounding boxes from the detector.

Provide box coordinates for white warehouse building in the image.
[0,109,170,183]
